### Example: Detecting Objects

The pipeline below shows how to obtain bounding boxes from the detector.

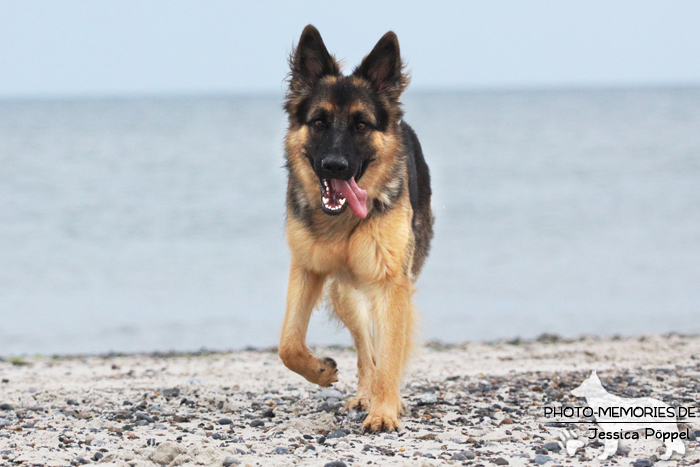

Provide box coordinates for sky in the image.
[1,1,699,99]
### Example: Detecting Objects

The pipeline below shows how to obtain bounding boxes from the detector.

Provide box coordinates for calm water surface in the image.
[1,88,699,355]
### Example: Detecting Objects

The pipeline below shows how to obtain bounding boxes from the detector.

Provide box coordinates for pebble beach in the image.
[2,334,700,467]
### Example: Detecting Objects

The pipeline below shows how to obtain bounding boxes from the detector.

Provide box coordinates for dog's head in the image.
[284,25,408,219]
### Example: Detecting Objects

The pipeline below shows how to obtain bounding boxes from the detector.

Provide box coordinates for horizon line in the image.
[2,82,700,103]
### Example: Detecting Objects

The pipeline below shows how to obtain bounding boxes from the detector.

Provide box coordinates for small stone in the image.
[319,402,340,412]
[543,422,567,428]
[262,409,275,418]
[135,412,154,423]
[534,454,553,464]
[327,429,348,439]
[0,403,13,411]
[418,393,438,404]
[161,388,180,398]
[479,380,493,392]
[461,450,476,459]
[479,416,493,426]
[149,441,185,465]
[317,435,326,444]
[70,457,90,466]
[217,418,233,425]
[347,410,365,423]
[249,419,264,427]
[318,389,343,400]
[543,442,561,452]
[451,453,468,461]
[324,462,347,467]
[92,452,103,462]
[617,444,631,455]
[633,460,654,467]
[223,457,240,466]
[273,446,290,454]
[500,417,513,425]
[494,457,509,465]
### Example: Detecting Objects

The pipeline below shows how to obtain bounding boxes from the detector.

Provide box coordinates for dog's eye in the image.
[313,119,324,128]
[356,122,367,131]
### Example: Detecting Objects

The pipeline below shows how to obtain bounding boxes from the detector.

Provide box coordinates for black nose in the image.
[320,155,349,176]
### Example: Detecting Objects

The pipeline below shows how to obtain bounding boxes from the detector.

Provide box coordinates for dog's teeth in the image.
[323,197,329,205]
[339,198,345,205]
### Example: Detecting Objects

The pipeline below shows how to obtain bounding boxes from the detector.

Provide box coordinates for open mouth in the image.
[319,177,368,218]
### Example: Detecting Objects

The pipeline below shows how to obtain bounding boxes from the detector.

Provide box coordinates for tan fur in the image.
[280,141,418,430]
[280,26,431,433]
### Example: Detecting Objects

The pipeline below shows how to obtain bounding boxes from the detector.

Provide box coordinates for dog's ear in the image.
[354,31,409,101]
[288,25,340,92]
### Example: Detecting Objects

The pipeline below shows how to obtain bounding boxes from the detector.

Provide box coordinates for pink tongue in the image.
[330,178,367,218]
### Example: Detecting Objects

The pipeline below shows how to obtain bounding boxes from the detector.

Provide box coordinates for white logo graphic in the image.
[570,370,686,460]
[558,430,586,456]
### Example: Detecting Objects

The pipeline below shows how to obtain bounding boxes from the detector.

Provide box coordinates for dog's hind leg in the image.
[279,263,338,387]
[330,280,375,412]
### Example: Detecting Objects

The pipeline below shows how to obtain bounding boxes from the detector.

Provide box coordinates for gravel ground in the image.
[1,334,700,467]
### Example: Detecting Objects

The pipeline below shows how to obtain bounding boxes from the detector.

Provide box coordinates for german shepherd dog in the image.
[279,25,433,432]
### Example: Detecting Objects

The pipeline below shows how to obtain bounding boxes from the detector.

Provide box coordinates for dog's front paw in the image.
[314,357,338,387]
[346,395,370,412]
[362,408,400,432]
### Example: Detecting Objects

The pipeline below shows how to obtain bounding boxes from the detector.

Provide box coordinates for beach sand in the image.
[1,334,699,466]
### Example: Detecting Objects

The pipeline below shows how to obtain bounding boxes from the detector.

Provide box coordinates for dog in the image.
[278,25,433,432]
[571,371,686,460]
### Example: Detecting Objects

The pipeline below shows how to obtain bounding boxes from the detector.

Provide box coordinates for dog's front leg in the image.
[330,281,376,412]
[279,263,338,387]
[362,278,412,432]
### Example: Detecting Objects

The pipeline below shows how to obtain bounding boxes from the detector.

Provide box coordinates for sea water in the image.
[1,88,699,355]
